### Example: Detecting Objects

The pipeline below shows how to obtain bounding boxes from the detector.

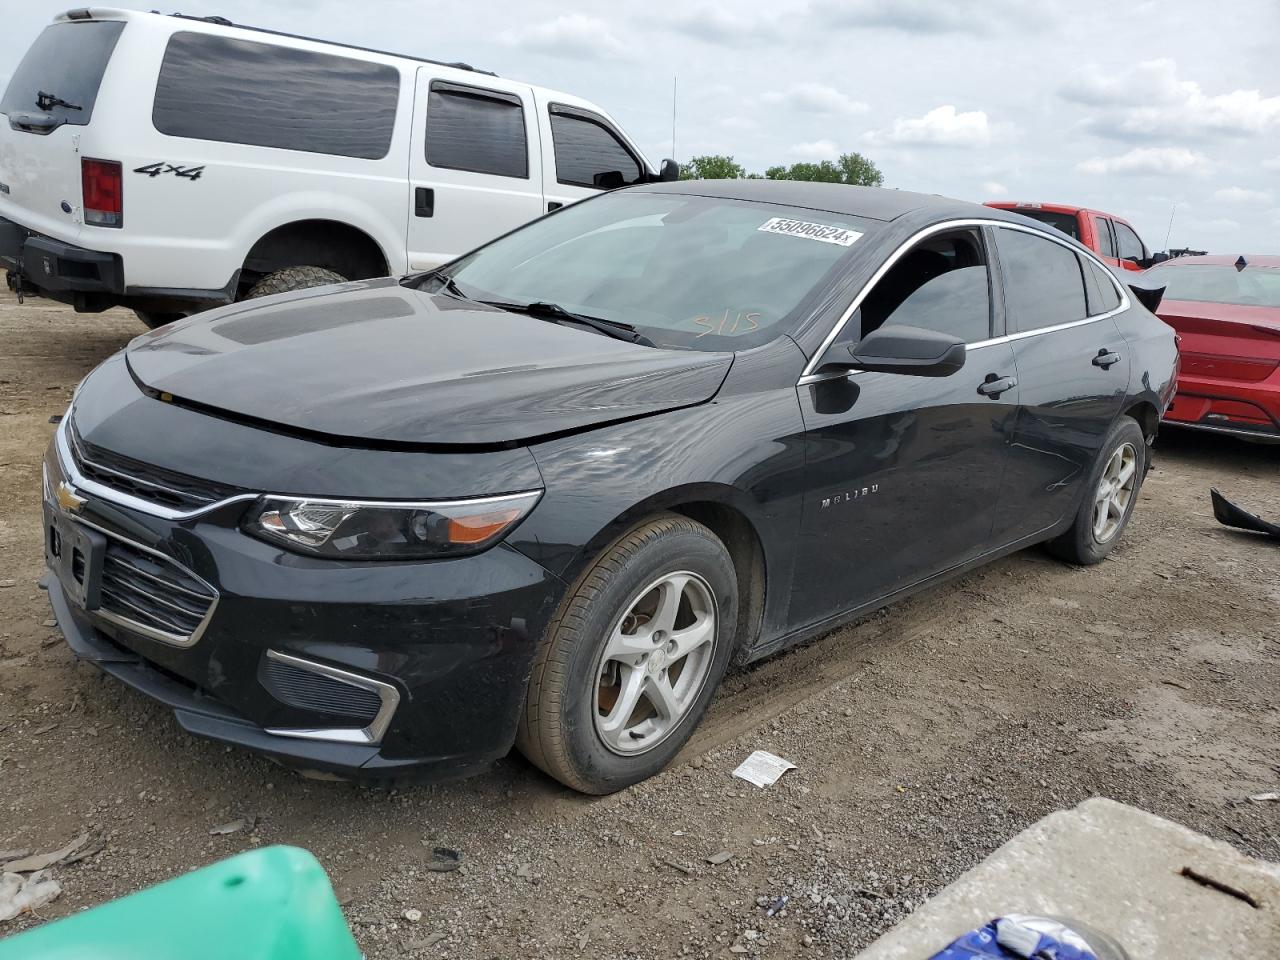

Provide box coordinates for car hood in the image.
[125,279,734,447]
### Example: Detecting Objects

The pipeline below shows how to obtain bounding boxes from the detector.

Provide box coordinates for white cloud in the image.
[667,5,782,42]
[812,0,1050,34]
[761,83,869,116]
[717,116,759,132]
[865,105,992,148]
[983,181,1008,196]
[1214,186,1274,204]
[500,15,630,59]
[1263,156,1280,171]
[788,139,841,161]
[1076,147,1212,176]
[1064,59,1280,139]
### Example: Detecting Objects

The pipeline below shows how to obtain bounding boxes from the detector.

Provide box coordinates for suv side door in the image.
[989,226,1130,545]
[789,226,1019,629]
[407,70,544,271]
[534,96,648,214]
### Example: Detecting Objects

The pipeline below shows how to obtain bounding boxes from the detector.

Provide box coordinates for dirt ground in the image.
[1,288,1277,958]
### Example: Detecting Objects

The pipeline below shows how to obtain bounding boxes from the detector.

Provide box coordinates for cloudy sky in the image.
[4,0,1278,251]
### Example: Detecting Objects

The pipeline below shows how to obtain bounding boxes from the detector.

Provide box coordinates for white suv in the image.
[0,9,674,326]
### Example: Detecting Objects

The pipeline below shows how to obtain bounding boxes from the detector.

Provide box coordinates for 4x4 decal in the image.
[133,162,205,181]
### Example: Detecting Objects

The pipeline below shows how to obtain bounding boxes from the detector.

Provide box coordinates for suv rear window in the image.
[1008,209,1080,240]
[0,21,125,127]
[152,32,400,160]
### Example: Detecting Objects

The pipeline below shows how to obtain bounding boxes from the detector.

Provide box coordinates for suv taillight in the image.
[81,158,122,228]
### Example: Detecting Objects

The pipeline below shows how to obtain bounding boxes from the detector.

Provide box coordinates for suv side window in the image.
[549,107,643,189]
[859,230,992,343]
[1114,221,1146,262]
[153,32,399,159]
[425,82,528,179]
[1093,217,1116,258]
[995,227,1088,332]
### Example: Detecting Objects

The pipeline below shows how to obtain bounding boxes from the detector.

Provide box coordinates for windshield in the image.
[0,21,125,126]
[444,191,876,351]
[1144,263,1280,308]
[1009,209,1079,240]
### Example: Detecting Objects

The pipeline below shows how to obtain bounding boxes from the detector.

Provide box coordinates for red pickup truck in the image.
[984,202,1156,272]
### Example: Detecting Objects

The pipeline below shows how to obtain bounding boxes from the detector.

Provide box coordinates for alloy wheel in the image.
[1092,442,1138,543]
[592,571,717,756]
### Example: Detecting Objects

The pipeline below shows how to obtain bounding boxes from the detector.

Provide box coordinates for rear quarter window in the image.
[152,32,400,159]
[0,21,125,126]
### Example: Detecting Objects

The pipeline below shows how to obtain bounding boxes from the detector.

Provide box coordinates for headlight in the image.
[242,491,542,559]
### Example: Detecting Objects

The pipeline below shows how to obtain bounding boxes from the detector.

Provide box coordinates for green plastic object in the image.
[0,845,361,960]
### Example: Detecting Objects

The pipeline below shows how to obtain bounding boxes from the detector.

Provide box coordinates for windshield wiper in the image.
[430,271,469,300]
[35,90,82,112]
[486,300,656,347]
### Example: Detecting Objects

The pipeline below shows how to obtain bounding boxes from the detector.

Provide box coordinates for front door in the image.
[406,70,544,271]
[989,226,1130,543]
[790,228,1019,629]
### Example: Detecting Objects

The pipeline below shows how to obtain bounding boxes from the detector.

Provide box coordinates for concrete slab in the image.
[855,797,1280,959]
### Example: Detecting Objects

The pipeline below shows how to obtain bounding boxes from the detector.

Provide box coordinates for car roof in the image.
[640,180,997,223]
[986,201,1134,224]
[1156,254,1280,268]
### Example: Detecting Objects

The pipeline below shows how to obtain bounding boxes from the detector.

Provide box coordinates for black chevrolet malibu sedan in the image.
[42,181,1177,793]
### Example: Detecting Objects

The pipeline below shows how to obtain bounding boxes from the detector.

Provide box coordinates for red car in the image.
[985,202,1154,272]
[1143,255,1280,442]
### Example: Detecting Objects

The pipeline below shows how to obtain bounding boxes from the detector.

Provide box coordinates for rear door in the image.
[989,226,1130,544]
[534,96,648,214]
[407,70,543,271]
[0,18,125,240]
[1090,214,1125,271]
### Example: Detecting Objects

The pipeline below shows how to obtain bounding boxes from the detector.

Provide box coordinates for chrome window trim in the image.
[262,650,401,745]
[70,515,220,649]
[799,217,1131,381]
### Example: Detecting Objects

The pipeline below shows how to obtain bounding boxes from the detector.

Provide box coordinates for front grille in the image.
[261,656,382,724]
[98,538,217,643]
[69,417,240,512]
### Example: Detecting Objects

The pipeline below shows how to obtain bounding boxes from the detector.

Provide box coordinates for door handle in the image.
[977,373,1017,398]
[1092,348,1122,369]
[414,187,434,218]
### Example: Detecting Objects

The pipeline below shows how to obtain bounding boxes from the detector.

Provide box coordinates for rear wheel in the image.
[517,515,738,794]
[1047,417,1147,565]
[246,265,346,300]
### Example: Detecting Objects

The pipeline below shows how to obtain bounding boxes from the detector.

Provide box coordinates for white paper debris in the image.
[0,871,62,922]
[732,750,796,788]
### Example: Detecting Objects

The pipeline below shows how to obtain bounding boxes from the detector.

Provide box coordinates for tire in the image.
[1047,417,1147,565]
[246,265,346,300]
[134,310,184,330]
[517,515,738,794]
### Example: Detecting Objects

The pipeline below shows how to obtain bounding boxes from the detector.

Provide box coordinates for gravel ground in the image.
[1,289,1278,957]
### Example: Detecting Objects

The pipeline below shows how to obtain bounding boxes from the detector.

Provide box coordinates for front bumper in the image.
[41,420,566,781]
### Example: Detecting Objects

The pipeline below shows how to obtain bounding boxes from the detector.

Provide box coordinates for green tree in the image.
[765,152,883,187]
[679,154,747,180]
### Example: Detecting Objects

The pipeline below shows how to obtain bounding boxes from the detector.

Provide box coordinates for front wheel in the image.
[1047,417,1147,565]
[517,515,738,794]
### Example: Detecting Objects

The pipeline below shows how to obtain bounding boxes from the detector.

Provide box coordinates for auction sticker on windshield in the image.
[757,218,862,246]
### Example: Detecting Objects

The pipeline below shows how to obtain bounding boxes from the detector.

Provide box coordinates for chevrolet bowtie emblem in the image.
[56,481,85,514]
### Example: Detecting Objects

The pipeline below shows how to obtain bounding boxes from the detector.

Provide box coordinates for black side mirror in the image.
[819,324,967,378]
[659,159,680,182]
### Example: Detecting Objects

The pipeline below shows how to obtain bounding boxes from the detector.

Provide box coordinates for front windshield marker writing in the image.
[757,217,862,247]
[695,310,761,337]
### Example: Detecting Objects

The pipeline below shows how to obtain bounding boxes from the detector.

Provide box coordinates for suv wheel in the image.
[1047,417,1147,565]
[247,266,347,299]
[517,515,738,794]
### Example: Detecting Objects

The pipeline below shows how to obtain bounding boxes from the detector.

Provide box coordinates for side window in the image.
[550,108,643,189]
[153,32,399,159]
[1093,217,1116,258]
[995,228,1088,332]
[425,83,528,178]
[859,230,992,344]
[1114,222,1146,262]
[1082,257,1122,315]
